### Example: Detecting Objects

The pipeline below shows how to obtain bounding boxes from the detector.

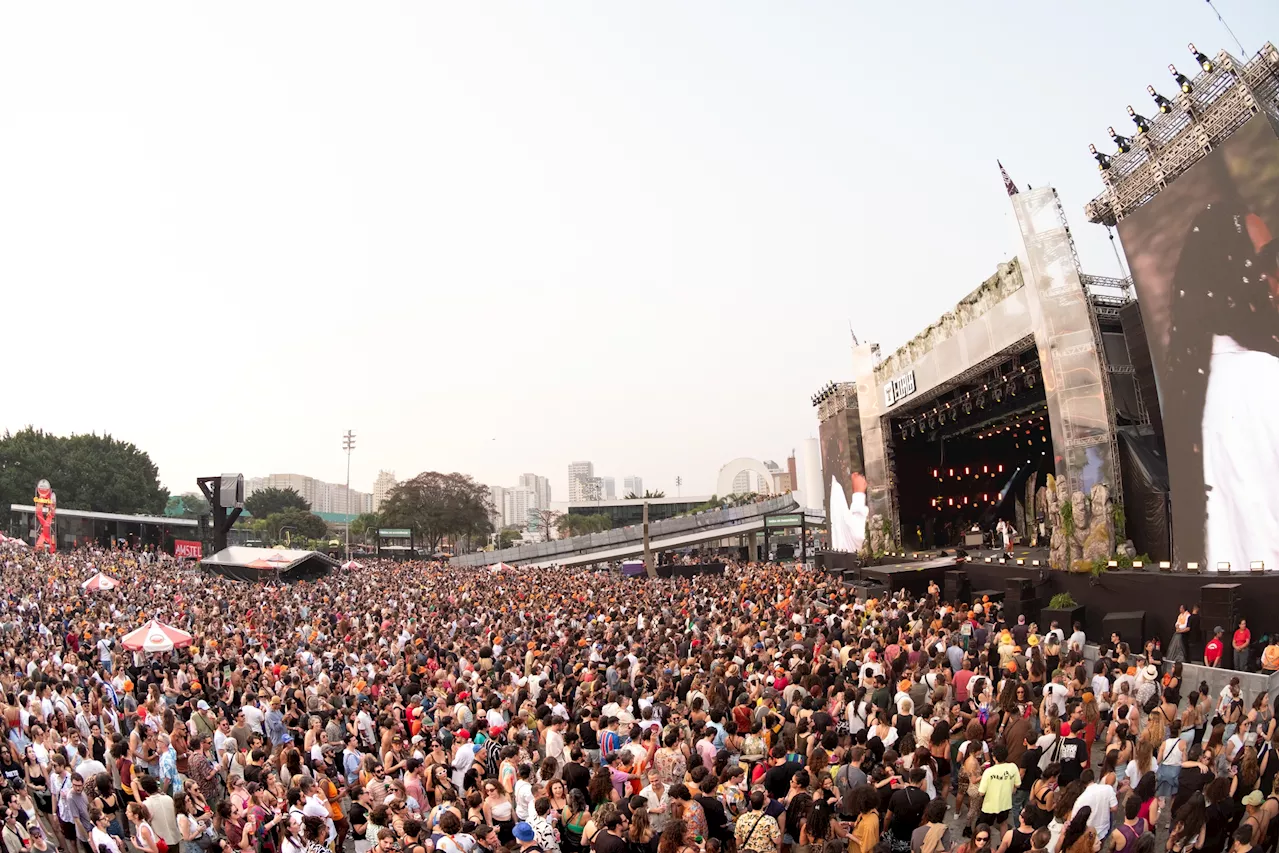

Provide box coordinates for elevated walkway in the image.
[454,494,819,569]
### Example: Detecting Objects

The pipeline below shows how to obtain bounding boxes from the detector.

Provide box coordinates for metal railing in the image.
[453,494,801,567]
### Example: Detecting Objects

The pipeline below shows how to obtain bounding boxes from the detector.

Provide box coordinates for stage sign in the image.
[174,540,203,559]
[1117,114,1278,572]
[882,370,916,407]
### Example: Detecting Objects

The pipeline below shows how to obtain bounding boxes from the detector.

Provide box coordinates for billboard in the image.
[1118,115,1278,571]
[819,406,856,520]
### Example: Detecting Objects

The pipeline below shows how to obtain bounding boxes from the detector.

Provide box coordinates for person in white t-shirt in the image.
[1042,674,1069,719]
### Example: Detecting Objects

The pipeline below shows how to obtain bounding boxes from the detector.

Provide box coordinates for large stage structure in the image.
[1089,43,1278,574]
[820,41,1278,581]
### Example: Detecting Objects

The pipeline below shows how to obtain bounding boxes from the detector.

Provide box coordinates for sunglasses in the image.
[975,837,990,843]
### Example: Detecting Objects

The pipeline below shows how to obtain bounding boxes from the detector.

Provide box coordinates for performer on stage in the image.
[995,518,1013,559]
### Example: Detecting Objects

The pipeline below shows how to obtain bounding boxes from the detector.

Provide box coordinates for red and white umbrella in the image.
[122,619,194,653]
[81,572,119,592]
[341,560,364,570]
[489,561,516,573]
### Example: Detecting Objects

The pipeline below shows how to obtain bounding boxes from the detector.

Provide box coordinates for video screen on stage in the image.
[819,407,854,520]
[1117,115,1278,572]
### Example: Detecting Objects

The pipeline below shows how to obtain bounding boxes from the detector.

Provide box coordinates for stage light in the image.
[1132,561,1142,569]
[1216,561,1230,572]
[1147,84,1173,114]
[993,386,1003,403]
[983,494,988,502]
[963,401,972,415]
[976,392,986,409]
[1169,64,1192,94]
[985,557,992,562]
[1016,559,1025,566]
[1026,372,1037,389]
[1090,143,1112,171]
[1189,43,1212,72]
[997,464,1003,473]
[1127,105,1151,135]
[1109,126,1133,154]
[933,469,938,478]
[1251,561,1265,572]
[1159,561,1172,571]
[964,467,970,475]
[983,465,988,473]
[1186,561,1200,571]
[947,498,953,506]
[1108,560,1118,568]
[949,469,954,477]
[1008,379,1018,397]
[1032,560,1040,566]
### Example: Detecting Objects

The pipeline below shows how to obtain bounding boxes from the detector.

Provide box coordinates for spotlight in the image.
[1109,126,1133,154]
[928,415,937,429]
[963,400,972,415]
[1007,379,1018,398]
[1127,105,1151,135]
[993,385,1003,403]
[1147,84,1173,114]
[1169,64,1192,94]
[1189,43,1212,73]
[1090,143,1111,170]
[1025,372,1037,389]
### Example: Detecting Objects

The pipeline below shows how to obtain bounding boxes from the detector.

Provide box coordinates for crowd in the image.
[0,545,1274,853]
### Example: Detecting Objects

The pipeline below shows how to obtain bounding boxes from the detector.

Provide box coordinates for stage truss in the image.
[1086,43,1279,226]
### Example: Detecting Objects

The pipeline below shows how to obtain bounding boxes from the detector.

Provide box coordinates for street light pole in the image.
[343,430,356,564]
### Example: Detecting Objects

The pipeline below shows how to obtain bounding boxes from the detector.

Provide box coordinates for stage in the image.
[817,548,1278,645]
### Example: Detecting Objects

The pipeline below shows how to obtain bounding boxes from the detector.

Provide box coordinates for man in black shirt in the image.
[578,712,601,765]
[1056,720,1088,785]
[886,768,931,845]
[562,748,592,803]
[695,776,731,845]
[591,810,627,853]
[762,745,804,801]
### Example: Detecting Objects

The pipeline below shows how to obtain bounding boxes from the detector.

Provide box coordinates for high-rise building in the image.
[568,461,594,501]
[601,477,616,500]
[623,476,643,497]
[502,487,538,531]
[245,473,373,516]
[517,473,552,509]
[373,470,398,511]
[731,470,754,495]
[489,485,507,529]
[580,477,604,502]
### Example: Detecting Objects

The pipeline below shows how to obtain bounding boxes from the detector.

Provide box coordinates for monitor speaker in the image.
[1003,597,1040,626]
[1006,577,1036,600]
[1101,610,1146,649]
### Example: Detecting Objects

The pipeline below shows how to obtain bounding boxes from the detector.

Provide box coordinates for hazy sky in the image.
[2,2,1275,500]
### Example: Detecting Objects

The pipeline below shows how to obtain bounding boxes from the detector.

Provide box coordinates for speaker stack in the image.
[944,570,970,603]
[1199,583,1241,636]
[1002,576,1040,625]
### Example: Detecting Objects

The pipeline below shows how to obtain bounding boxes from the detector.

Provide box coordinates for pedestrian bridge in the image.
[453,494,823,569]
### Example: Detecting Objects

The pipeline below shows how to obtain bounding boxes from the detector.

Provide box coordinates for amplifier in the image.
[1102,610,1146,649]
[944,570,970,602]
[1006,577,1037,600]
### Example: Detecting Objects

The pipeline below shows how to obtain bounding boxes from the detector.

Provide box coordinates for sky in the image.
[1,2,1276,501]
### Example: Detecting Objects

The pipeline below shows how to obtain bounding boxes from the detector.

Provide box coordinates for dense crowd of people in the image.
[0,544,1274,853]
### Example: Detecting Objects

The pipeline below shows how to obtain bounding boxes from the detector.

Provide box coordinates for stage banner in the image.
[1116,114,1278,572]
[818,399,855,520]
[174,540,203,559]
[1011,187,1121,499]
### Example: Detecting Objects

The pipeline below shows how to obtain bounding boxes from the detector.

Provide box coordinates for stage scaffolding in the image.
[1086,43,1279,226]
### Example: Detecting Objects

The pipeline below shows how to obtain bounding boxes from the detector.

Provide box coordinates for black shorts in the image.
[983,809,1011,825]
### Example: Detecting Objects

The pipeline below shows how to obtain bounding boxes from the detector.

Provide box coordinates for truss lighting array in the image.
[810,381,839,406]
[897,369,1039,442]
[1089,43,1215,168]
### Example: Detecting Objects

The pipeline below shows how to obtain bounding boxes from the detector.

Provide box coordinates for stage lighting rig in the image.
[1189,43,1212,72]
[1089,143,1111,170]
[1108,127,1133,154]
[1127,105,1151,135]
[1169,63,1193,94]
[1147,84,1173,114]
[993,385,1003,403]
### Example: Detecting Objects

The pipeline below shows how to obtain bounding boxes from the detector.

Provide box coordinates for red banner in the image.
[174,540,203,559]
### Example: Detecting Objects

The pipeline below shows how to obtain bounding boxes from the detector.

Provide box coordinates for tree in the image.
[0,427,169,515]
[264,508,329,543]
[497,526,524,549]
[530,507,563,541]
[165,491,211,518]
[245,487,310,518]
[558,512,613,539]
[624,490,666,499]
[380,471,494,555]
[349,512,381,542]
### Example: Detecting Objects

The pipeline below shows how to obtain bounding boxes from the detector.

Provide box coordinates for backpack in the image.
[1142,692,1161,715]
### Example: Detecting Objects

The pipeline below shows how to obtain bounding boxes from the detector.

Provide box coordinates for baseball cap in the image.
[1214,626,1225,634]
[197,700,210,711]
[513,823,536,843]
[1243,790,1264,807]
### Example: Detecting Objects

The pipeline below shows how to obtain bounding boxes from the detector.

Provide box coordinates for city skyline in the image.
[3,4,1273,499]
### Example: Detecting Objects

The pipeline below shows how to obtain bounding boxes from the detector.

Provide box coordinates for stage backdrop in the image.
[1118,115,1278,572]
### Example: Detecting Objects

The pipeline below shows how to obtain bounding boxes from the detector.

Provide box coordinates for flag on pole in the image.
[998,160,1019,196]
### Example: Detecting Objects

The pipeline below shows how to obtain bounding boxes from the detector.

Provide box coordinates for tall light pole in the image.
[675,476,682,497]
[342,430,356,563]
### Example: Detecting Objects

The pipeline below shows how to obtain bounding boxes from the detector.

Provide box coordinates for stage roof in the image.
[201,546,336,582]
